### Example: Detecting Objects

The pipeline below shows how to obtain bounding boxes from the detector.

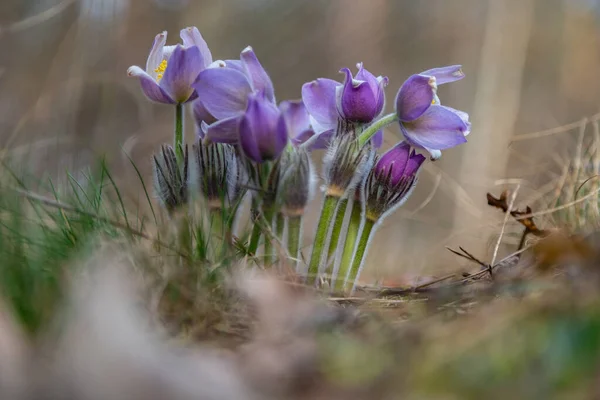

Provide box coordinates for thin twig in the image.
[490,186,520,267]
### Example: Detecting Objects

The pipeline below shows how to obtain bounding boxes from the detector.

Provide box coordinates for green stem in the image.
[262,204,276,265]
[325,198,349,274]
[174,103,184,166]
[209,209,226,258]
[276,213,285,240]
[275,213,285,264]
[357,113,398,147]
[307,195,341,284]
[345,218,376,294]
[287,215,302,270]
[247,206,262,256]
[334,202,362,292]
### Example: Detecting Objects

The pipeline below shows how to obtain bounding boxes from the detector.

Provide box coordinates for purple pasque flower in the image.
[364,141,425,221]
[375,141,425,187]
[127,27,220,104]
[395,65,470,160]
[238,91,288,163]
[193,47,318,148]
[301,63,388,147]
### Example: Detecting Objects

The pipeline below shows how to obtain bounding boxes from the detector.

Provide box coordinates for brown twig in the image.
[487,190,548,238]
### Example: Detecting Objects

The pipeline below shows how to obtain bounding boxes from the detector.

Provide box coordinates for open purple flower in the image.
[301,63,387,147]
[238,91,288,163]
[395,65,470,160]
[127,27,220,104]
[193,47,319,148]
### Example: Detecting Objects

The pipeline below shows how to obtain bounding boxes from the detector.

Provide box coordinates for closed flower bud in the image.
[277,148,316,217]
[192,141,239,210]
[153,144,189,213]
[364,141,425,221]
[322,131,372,198]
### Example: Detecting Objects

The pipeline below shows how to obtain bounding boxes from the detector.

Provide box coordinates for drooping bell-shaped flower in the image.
[364,141,425,221]
[238,91,288,163]
[301,63,387,147]
[394,65,470,160]
[152,144,189,213]
[128,27,221,104]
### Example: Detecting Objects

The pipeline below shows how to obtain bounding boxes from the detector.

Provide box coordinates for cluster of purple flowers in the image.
[128,26,471,290]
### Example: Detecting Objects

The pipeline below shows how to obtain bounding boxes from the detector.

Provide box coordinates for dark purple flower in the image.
[238,92,288,163]
[364,141,425,220]
[302,63,387,147]
[193,47,319,148]
[394,65,470,160]
[375,142,425,187]
[128,27,221,104]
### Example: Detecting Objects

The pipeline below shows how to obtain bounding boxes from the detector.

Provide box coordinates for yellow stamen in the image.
[154,59,168,81]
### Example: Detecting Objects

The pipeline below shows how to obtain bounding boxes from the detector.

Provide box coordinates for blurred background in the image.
[1,0,600,279]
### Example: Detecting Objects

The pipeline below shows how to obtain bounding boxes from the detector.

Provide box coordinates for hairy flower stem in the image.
[334,202,362,292]
[357,113,399,147]
[174,103,184,166]
[345,218,376,294]
[325,198,349,273]
[287,215,302,271]
[262,204,276,265]
[177,213,192,261]
[247,205,262,256]
[208,209,227,258]
[307,195,341,285]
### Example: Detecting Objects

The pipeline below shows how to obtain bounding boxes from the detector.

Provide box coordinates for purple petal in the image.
[301,129,335,150]
[420,65,464,85]
[400,105,468,151]
[146,31,167,79]
[371,130,383,149]
[180,26,213,68]
[160,45,203,103]
[193,67,253,119]
[224,59,245,74]
[354,63,379,98]
[192,99,217,127]
[291,128,315,146]
[279,100,310,139]
[240,46,275,103]
[127,66,175,104]
[374,75,389,117]
[204,115,243,144]
[338,67,380,123]
[239,118,262,162]
[395,74,435,122]
[239,94,284,162]
[377,142,410,183]
[405,151,426,177]
[301,78,340,130]
[442,105,471,135]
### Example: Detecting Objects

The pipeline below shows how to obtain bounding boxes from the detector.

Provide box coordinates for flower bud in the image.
[364,142,425,221]
[192,141,239,210]
[277,148,316,217]
[152,144,189,213]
